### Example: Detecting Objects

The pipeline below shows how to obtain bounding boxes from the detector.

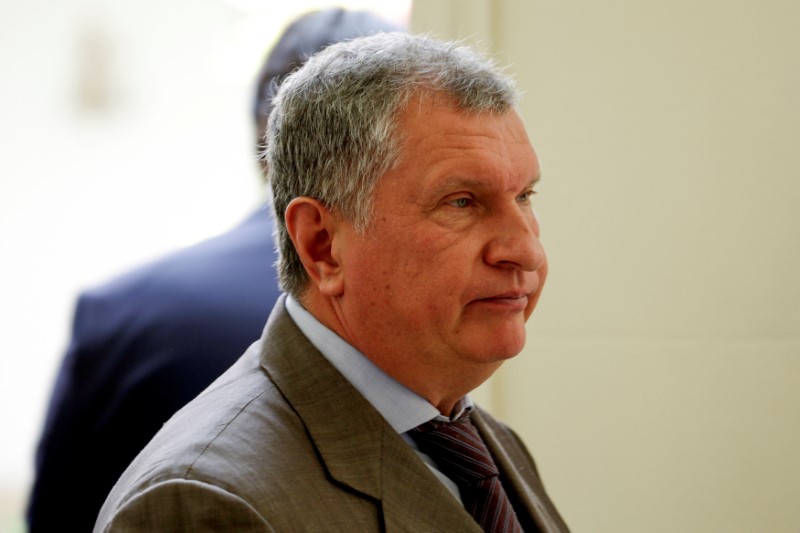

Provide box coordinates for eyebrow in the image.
[433,174,541,195]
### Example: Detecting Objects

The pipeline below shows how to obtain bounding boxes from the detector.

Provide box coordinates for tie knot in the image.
[409,415,499,484]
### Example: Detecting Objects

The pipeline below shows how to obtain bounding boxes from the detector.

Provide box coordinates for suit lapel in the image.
[473,408,570,533]
[379,426,483,533]
[258,297,481,532]
[259,296,383,497]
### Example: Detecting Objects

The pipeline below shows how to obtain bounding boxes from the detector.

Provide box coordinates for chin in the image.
[494,323,527,356]
[455,318,527,363]
[468,334,526,364]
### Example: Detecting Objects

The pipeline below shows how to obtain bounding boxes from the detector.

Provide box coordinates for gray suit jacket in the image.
[95,296,569,532]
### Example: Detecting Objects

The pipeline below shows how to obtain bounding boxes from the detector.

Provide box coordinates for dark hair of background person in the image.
[25,8,405,533]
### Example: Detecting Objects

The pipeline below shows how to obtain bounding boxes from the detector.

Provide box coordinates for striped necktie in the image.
[409,415,524,533]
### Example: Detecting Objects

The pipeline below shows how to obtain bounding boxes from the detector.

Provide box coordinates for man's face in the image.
[331,93,547,384]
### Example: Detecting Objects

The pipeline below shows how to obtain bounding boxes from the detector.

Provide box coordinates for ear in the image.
[284,197,345,297]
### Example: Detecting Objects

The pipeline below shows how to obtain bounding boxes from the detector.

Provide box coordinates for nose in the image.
[484,207,546,272]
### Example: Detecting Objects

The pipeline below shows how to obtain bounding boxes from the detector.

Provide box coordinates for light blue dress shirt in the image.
[285,295,472,503]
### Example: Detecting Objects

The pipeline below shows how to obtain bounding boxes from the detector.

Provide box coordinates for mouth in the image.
[469,291,530,312]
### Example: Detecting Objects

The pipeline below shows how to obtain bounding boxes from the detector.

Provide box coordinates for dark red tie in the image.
[409,415,524,533]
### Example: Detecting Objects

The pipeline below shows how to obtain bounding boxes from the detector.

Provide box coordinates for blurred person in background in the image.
[26,8,403,532]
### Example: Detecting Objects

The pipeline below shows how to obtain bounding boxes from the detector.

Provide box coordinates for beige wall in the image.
[412,1,800,532]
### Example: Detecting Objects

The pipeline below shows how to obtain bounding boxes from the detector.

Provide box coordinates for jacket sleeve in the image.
[96,479,275,532]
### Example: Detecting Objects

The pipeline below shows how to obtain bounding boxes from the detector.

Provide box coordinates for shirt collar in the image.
[285,295,472,433]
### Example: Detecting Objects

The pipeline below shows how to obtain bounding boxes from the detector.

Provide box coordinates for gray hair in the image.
[264,32,520,297]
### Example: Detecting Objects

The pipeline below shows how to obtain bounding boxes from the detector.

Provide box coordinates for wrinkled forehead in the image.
[394,91,532,155]
[378,94,538,199]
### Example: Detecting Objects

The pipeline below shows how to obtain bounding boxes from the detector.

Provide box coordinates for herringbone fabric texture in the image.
[409,416,524,533]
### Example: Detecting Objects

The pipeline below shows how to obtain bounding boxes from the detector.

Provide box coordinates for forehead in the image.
[388,93,539,192]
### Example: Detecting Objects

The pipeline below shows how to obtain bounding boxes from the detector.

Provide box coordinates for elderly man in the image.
[95,33,569,532]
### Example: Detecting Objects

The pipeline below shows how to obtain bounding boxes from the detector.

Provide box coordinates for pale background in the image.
[1,0,798,532]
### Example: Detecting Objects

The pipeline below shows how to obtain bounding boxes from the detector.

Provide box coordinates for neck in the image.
[299,290,502,417]
[385,359,502,416]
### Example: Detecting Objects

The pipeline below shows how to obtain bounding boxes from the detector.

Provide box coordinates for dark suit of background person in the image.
[26,9,404,533]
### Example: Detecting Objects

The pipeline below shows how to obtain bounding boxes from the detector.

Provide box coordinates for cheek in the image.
[350,221,478,306]
[345,237,415,304]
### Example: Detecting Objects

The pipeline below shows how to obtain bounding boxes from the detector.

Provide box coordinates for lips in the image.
[467,272,542,313]
[485,290,529,300]
[469,291,531,312]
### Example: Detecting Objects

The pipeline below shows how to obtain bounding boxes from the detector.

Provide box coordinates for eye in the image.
[517,189,537,204]
[447,196,473,208]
